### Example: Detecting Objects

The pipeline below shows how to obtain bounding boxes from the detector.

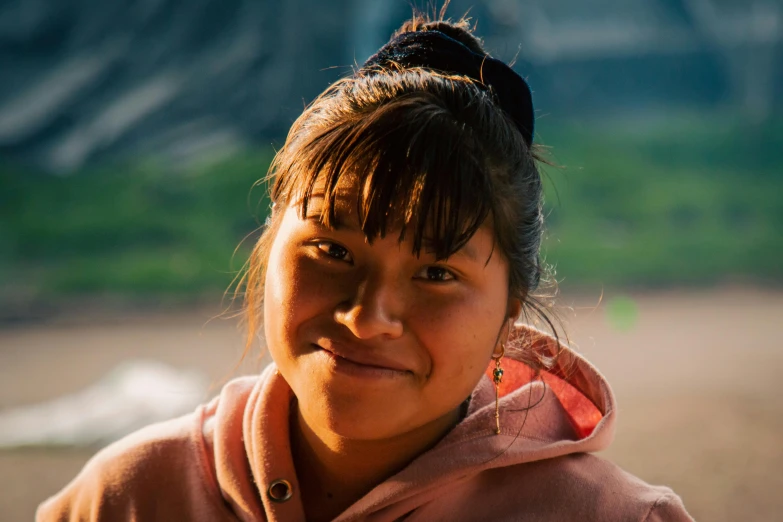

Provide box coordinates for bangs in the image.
[276,92,495,260]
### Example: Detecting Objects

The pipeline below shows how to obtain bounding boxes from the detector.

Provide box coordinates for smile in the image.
[313,344,412,380]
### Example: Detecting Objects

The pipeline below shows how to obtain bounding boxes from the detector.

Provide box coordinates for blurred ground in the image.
[0,287,781,521]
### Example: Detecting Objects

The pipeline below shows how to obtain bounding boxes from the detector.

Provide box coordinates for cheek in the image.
[264,239,308,362]
[412,263,511,399]
[413,291,502,385]
[264,244,346,354]
[264,243,295,338]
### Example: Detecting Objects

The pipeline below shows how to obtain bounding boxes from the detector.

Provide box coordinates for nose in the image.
[334,273,404,340]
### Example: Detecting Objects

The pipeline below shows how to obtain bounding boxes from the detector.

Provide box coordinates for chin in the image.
[304,387,418,441]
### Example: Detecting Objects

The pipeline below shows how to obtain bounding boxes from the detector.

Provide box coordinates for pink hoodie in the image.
[38,326,693,521]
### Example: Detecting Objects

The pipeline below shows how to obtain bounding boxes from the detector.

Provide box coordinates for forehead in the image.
[281,136,494,261]
[289,177,493,263]
[296,172,407,227]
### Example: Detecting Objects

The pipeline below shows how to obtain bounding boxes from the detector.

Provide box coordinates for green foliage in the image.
[1,114,781,305]
[537,115,783,287]
[605,295,639,332]
[0,153,272,301]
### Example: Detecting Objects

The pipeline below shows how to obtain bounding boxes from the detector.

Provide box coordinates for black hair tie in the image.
[362,30,535,147]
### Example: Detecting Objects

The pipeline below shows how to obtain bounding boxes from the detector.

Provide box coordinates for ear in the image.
[506,297,522,324]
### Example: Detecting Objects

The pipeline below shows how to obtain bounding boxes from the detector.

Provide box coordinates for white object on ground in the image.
[0,360,208,448]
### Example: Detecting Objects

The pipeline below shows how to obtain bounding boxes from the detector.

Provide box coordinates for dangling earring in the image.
[492,342,505,435]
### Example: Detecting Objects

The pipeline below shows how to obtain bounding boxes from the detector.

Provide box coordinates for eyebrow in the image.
[304,210,360,231]
[303,199,482,263]
[421,238,480,262]
[455,243,480,262]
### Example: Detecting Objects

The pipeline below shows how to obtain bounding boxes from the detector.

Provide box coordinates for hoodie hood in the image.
[206,324,617,522]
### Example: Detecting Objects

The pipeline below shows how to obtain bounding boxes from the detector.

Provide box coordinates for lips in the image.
[313,338,413,374]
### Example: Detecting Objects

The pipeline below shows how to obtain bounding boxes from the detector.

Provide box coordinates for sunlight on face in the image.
[263,192,514,441]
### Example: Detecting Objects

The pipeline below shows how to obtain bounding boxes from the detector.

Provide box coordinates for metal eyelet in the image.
[267,478,294,503]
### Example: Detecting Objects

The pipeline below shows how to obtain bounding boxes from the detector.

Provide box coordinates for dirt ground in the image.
[1,287,781,521]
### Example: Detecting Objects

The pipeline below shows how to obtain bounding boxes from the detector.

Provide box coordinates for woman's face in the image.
[263,189,517,441]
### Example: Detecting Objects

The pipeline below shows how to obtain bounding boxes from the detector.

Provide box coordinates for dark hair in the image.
[239,13,559,370]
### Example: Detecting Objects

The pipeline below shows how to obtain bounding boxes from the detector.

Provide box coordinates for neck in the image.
[290,402,461,522]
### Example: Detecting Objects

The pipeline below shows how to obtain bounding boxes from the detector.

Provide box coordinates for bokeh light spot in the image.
[605,295,639,332]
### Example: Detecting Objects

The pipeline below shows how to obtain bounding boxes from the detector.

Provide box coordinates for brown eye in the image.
[316,241,353,263]
[415,266,456,282]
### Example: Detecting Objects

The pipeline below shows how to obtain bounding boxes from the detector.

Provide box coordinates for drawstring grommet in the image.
[267,478,293,503]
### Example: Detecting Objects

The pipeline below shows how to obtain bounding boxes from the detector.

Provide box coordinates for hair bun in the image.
[362,29,535,147]
[396,20,487,55]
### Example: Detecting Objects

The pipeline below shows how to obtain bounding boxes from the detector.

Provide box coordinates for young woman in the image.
[38,15,693,522]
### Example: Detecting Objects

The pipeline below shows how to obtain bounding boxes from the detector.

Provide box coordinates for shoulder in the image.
[425,452,692,522]
[535,453,691,520]
[497,453,693,521]
[36,408,232,522]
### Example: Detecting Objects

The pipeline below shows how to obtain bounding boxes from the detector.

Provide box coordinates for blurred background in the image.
[1,0,781,520]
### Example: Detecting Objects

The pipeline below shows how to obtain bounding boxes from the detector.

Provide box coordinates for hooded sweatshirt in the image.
[37,326,693,521]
